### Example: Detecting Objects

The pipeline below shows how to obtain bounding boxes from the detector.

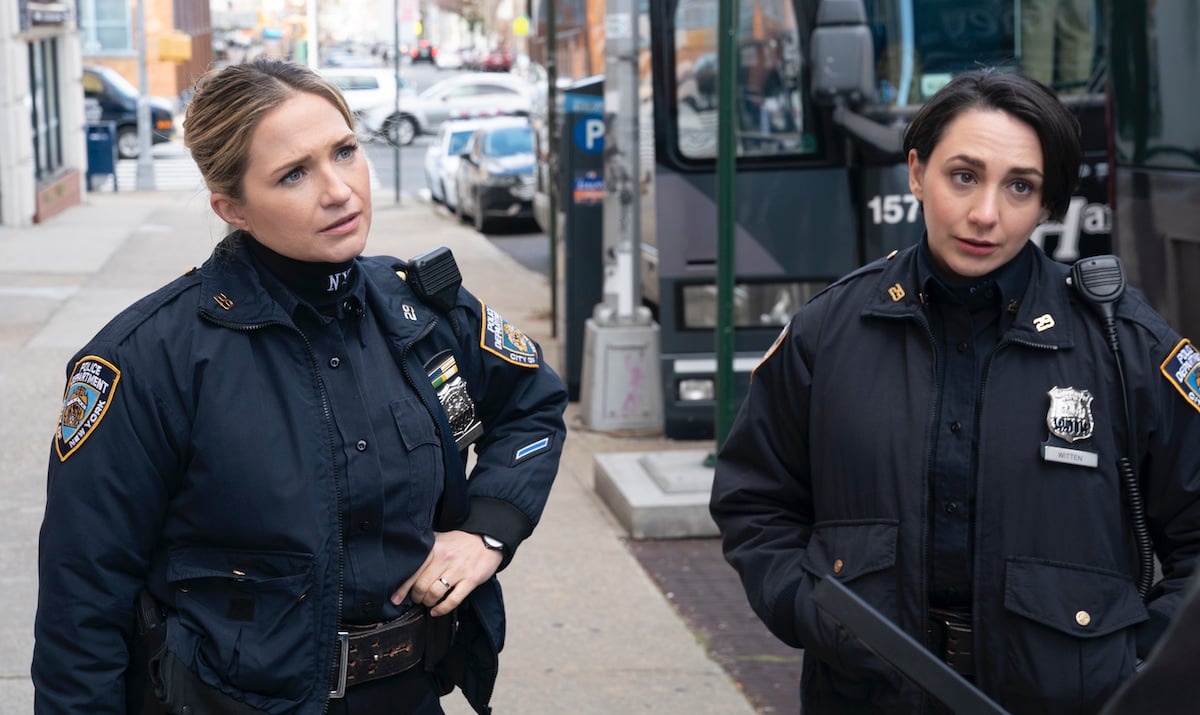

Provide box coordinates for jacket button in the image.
[950,421,962,433]
[832,559,844,575]
[356,440,368,452]
[329,357,341,368]
[1076,610,1091,627]
[944,501,959,514]
[957,341,968,353]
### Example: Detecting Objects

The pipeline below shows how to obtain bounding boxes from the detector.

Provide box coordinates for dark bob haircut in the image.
[902,69,1081,222]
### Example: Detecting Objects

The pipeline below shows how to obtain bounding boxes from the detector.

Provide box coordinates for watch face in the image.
[482,534,504,551]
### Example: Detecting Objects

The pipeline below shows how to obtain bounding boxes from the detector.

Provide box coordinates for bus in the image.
[532,0,1112,438]
[1108,0,1200,343]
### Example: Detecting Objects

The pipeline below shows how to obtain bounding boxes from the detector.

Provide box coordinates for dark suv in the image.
[411,39,437,64]
[82,65,176,159]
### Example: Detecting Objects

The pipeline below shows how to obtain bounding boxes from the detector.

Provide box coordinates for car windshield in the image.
[96,67,139,98]
[448,130,474,156]
[482,127,532,157]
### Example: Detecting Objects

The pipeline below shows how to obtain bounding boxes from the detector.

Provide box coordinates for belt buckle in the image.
[330,630,349,699]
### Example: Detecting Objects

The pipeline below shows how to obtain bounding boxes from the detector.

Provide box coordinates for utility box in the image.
[554,76,605,400]
[85,121,118,191]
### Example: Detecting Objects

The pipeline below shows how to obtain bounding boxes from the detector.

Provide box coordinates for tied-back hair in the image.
[184,58,353,201]
[902,69,1081,222]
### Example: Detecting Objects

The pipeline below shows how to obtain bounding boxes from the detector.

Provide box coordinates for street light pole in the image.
[134,0,155,190]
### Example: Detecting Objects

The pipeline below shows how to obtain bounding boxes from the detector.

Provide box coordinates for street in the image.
[95,61,551,278]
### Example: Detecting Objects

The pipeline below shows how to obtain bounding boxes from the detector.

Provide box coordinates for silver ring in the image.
[438,577,451,589]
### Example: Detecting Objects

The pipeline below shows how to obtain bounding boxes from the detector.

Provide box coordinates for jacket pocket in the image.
[999,557,1146,712]
[798,520,901,700]
[391,396,445,530]
[166,547,316,704]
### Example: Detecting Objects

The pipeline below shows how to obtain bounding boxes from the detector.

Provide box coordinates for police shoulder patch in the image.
[56,355,121,461]
[1160,339,1200,414]
[479,302,539,368]
[752,324,789,380]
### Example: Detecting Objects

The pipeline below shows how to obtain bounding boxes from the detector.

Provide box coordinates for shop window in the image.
[29,38,64,182]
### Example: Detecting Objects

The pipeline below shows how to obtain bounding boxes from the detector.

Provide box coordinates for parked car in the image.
[455,117,536,233]
[482,47,514,72]
[319,67,416,139]
[435,47,465,71]
[360,72,533,146]
[82,65,176,160]
[411,39,437,64]
[424,118,488,209]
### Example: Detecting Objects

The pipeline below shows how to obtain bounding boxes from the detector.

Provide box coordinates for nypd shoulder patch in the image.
[1161,339,1200,414]
[56,356,121,461]
[752,324,789,379]
[480,302,539,368]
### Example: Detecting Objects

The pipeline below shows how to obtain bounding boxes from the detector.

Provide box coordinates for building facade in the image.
[1,0,88,226]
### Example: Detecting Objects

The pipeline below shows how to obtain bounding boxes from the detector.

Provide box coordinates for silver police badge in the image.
[1046,386,1094,443]
[1042,387,1099,468]
[426,350,484,450]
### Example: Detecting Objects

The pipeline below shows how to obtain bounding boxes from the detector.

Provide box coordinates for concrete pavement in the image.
[0,187,752,714]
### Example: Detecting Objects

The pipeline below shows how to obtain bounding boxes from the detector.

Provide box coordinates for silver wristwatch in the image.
[480,534,505,552]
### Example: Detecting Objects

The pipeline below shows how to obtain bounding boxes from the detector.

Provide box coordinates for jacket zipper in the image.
[201,315,345,714]
[964,335,1060,686]
[876,309,939,684]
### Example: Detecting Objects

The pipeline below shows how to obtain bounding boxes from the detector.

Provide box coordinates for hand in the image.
[391,530,503,617]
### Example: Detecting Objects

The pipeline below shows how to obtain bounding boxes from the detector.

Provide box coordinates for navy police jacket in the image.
[711,244,1200,714]
[33,235,567,714]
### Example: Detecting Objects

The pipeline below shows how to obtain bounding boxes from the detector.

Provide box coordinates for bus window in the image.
[869,0,1105,107]
[673,0,818,159]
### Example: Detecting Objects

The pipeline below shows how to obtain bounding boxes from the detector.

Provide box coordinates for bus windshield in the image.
[867,0,1105,106]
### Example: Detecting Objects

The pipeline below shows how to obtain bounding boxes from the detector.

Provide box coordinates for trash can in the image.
[85,121,118,192]
[554,76,606,400]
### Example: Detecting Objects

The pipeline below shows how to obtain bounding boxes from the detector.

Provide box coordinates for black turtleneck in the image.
[246,236,357,312]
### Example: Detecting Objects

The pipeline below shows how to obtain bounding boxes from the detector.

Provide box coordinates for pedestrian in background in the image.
[710,69,1200,714]
[33,58,567,714]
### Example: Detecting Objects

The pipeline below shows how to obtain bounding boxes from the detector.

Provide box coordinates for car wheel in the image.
[116,127,140,160]
[385,114,417,146]
[473,190,489,233]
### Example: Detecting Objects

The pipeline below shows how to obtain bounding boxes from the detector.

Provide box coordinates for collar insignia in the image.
[1033,313,1055,332]
[56,356,121,461]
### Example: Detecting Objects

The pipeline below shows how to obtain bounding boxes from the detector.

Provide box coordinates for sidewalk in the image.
[0,188,757,714]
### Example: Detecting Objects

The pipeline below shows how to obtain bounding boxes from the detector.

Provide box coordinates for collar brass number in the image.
[888,283,906,302]
[1033,313,1055,332]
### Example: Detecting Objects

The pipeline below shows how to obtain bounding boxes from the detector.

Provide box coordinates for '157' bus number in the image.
[867,194,920,224]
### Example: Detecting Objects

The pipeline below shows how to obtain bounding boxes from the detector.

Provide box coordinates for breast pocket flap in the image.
[801,520,899,583]
[1004,558,1148,639]
[391,397,440,451]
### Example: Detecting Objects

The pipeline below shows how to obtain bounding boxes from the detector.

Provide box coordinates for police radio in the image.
[399,246,463,315]
[1069,255,1154,599]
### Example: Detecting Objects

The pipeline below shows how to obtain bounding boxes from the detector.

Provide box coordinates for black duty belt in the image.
[927,608,975,678]
[330,607,429,699]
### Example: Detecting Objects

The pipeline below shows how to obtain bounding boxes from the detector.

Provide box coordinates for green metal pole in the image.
[547,0,559,337]
[715,0,737,449]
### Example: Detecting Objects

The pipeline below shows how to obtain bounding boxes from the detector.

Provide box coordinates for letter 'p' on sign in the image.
[574,116,605,154]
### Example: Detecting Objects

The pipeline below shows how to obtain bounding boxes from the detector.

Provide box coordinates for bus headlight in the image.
[678,378,714,402]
